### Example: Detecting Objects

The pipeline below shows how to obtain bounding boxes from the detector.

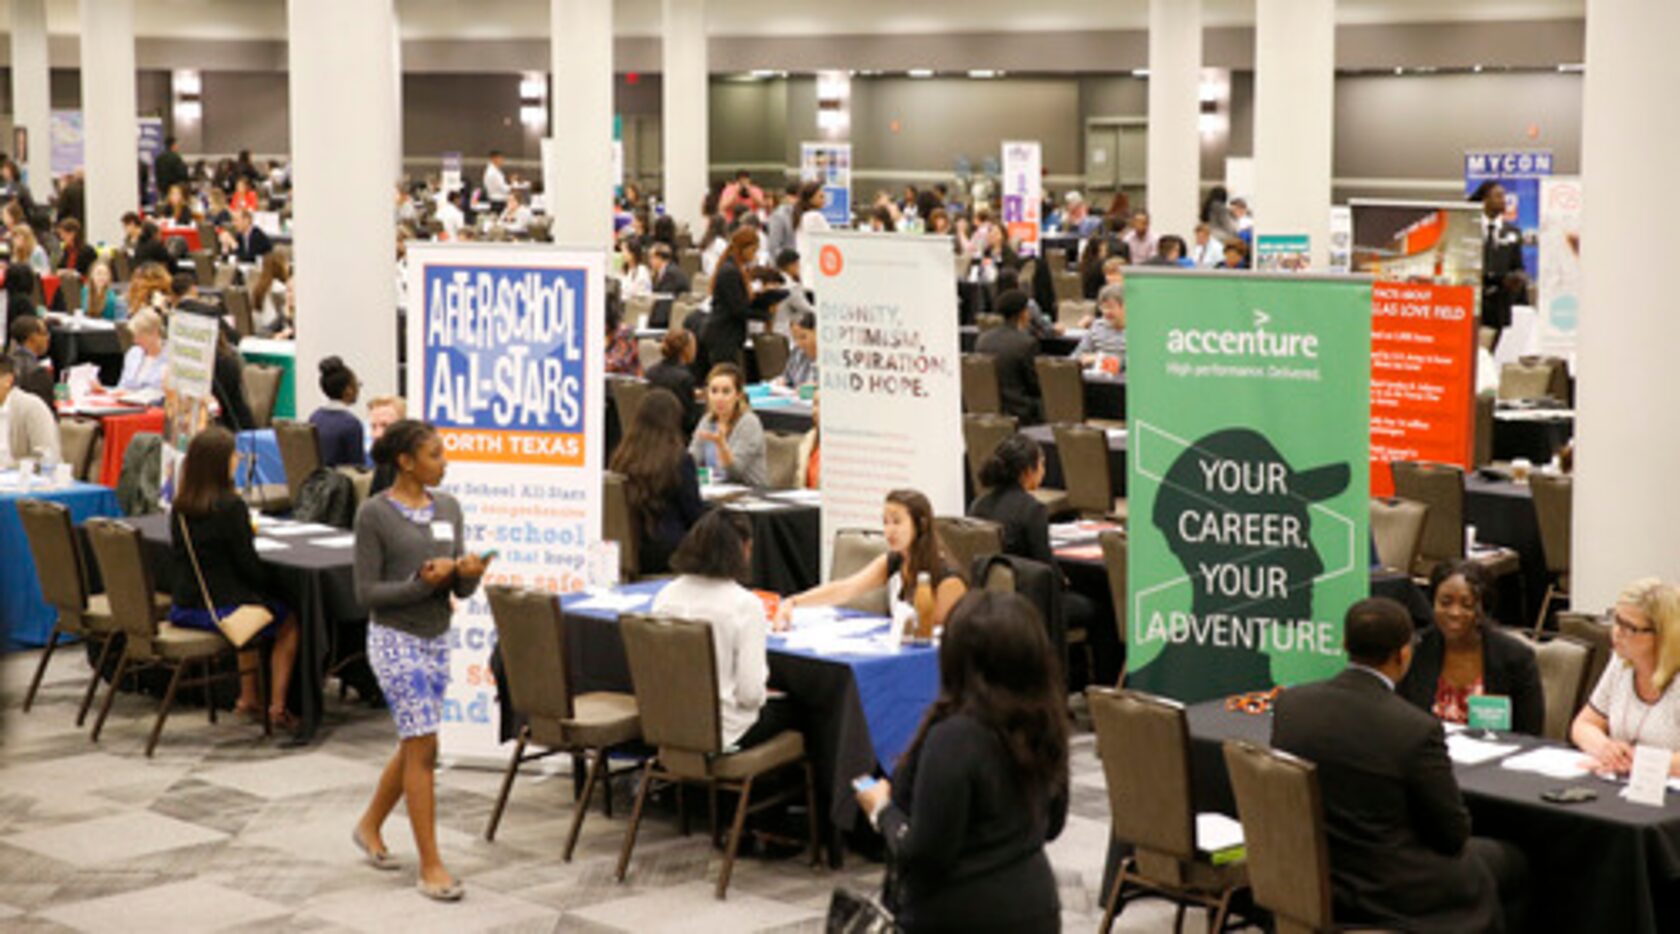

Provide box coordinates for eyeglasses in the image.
[1606,610,1657,637]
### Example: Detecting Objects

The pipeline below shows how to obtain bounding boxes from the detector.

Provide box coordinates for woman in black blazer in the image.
[645,328,702,435]
[1398,561,1544,735]
[700,225,784,374]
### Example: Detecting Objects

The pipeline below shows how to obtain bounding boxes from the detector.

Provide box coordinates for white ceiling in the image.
[2,0,1586,40]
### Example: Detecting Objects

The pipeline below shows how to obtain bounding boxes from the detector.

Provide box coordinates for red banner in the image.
[1370,282,1477,496]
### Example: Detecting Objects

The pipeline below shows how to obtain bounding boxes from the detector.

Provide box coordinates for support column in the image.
[662,0,709,234]
[1252,0,1334,269]
[548,0,614,249]
[287,0,400,413]
[11,0,51,202]
[1573,0,1680,607]
[1145,0,1201,239]
[79,0,139,247]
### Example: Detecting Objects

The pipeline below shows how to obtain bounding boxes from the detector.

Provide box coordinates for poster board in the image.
[1369,283,1478,497]
[1536,177,1582,366]
[800,142,852,229]
[1001,140,1042,257]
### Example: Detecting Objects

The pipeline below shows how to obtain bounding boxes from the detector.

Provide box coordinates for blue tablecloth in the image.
[0,480,121,650]
[562,580,940,770]
[233,428,285,489]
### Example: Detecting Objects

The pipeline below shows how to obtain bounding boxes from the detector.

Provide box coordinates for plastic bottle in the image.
[913,571,936,641]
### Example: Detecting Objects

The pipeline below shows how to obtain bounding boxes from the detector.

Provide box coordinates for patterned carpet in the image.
[0,649,1192,933]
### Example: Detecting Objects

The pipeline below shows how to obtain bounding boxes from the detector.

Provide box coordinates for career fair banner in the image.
[1537,177,1582,364]
[801,142,852,228]
[812,232,963,573]
[1369,282,1477,496]
[405,242,605,764]
[1464,149,1551,275]
[159,312,222,500]
[1126,270,1371,704]
[1001,140,1042,257]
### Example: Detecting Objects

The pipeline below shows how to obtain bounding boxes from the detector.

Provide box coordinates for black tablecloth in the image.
[1492,416,1574,464]
[1021,424,1127,498]
[50,322,124,386]
[1084,372,1127,421]
[727,499,821,594]
[130,513,363,744]
[958,326,1081,358]
[1465,475,1546,626]
[1099,701,1680,934]
[957,280,994,324]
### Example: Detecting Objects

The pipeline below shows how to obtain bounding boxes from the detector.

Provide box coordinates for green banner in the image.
[1126,270,1371,703]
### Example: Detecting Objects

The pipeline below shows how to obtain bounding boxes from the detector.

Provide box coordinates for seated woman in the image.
[1572,578,1680,776]
[117,309,168,393]
[309,356,367,468]
[1398,561,1544,735]
[777,489,968,635]
[11,226,48,273]
[168,427,302,725]
[854,590,1067,934]
[604,296,642,377]
[651,510,791,748]
[689,362,768,488]
[646,329,701,435]
[608,389,706,575]
[81,260,124,320]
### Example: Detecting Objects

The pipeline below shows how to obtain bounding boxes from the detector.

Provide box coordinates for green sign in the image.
[1467,695,1513,732]
[1126,270,1371,703]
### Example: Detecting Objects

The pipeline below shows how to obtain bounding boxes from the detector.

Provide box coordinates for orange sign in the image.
[1369,282,1478,496]
[819,244,844,277]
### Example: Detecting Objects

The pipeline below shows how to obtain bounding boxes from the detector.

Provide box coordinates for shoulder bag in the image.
[178,510,272,648]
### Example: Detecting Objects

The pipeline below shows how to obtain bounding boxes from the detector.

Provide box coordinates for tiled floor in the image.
[0,648,1193,932]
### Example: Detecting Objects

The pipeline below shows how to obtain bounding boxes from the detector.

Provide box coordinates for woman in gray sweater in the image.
[688,362,768,487]
[351,419,491,901]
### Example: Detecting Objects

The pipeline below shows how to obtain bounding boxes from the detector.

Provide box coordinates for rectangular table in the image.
[47,315,124,386]
[1084,371,1127,421]
[0,479,121,649]
[1493,410,1574,464]
[239,337,297,419]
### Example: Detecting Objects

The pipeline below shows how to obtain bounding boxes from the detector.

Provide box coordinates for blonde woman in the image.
[117,309,168,392]
[11,226,48,273]
[1571,579,1680,776]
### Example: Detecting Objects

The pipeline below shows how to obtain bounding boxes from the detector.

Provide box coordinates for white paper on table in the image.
[253,513,281,528]
[728,498,791,513]
[1442,721,1465,734]
[572,592,654,613]
[701,483,750,501]
[1625,745,1672,807]
[771,489,823,506]
[309,534,357,548]
[1105,428,1128,442]
[781,631,900,656]
[264,522,339,537]
[1195,812,1245,853]
[252,537,290,553]
[1446,733,1520,765]
[787,606,841,629]
[1499,746,1591,779]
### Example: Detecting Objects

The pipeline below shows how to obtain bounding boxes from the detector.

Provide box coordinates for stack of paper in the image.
[252,538,290,553]
[1445,733,1520,765]
[309,534,357,549]
[1501,746,1592,780]
[1195,812,1246,864]
[701,483,750,501]
[265,522,338,537]
[572,592,654,613]
[771,489,823,506]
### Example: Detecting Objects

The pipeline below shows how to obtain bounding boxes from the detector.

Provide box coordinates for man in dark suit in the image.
[219,209,274,264]
[1272,597,1526,933]
[154,137,189,201]
[7,314,55,409]
[1474,182,1528,345]
[974,289,1043,425]
[647,243,690,328]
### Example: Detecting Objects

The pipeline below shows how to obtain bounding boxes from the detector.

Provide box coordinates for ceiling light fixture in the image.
[908,69,935,79]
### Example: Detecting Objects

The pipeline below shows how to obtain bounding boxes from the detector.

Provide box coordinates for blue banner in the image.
[1464,149,1552,276]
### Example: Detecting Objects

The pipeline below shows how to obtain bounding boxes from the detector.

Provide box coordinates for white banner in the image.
[1537,177,1582,367]
[813,232,964,573]
[800,141,852,229]
[1001,140,1042,257]
[405,242,606,764]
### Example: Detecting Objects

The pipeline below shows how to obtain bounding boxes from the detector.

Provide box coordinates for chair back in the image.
[975,313,1004,333]
[1053,424,1114,516]
[1087,688,1197,861]
[57,419,99,482]
[764,431,803,490]
[620,613,721,757]
[241,363,283,428]
[214,263,237,290]
[1046,249,1068,275]
[637,337,663,373]
[961,413,1018,492]
[1473,391,1495,467]
[1035,356,1086,425]
[111,249,132,282]
[84,518,161,656]
[1499,357,1568,402]
[1389,460,1465,575]
[225,288,255,338]
[273,419,322,503]
[1369,497,1429,574]
[1530,472,1572,577]
[1557,612,1611,690]
[625,294,655,329]
[753,332,790,380]
[190,250,215,283]
[1051,270,1081,303]
[115,320,134,355]
[1223,740,1335,932]
[603,471,640,580]
[670,297,698,332]
[18,499,93,630]
[58,270,83,311]
[1099,529,1128,667]
[1525,634,1591,741]
[678,251,701,277]
[690,273,710,297]
[486,586,575,724]
[934,516,1002,575]
[954,254,971,281]
[960,353,1002,415]
[1057,298,1095,328]
[609,378,651,442]
[831,528,889,616]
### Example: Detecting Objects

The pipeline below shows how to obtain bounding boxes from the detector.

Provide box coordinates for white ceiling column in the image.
[1145,0,1202,238]
[79,0,139,247]
[1253,0,1335,269]
[548,0,615,248]
[662,0,709,233]
[11,0,51,202]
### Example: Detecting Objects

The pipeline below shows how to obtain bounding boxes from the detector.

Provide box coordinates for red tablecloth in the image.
[159,225,202,252]
[97,408,166,487]
[40,272,58,306]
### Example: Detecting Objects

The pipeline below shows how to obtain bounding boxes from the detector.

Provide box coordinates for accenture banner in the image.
[1127,269,1371,703]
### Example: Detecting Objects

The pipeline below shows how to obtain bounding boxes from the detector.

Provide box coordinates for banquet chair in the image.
[1054,424,1126,520]
[960,353,1002,414]
[1390,461,1517,582]
[189,250,216,284]
[1557,612,1610,691]
[484,586,642,860]
[677,250,701,278]
[1038,356,1125,430]
[636,337,662,374]
[1518,632,1591,741]
[975,313,1004,333]
[603,471,640,582]
[196,221,217,251]
[1089,688,1249,933]
[1058,298,1095,329]
[764,431,803,490]
[1499,358,1568,403]
[626,294,655,330]
[1097,529,1128,688]
[1046,249,1068,275]
[82,436,103,482]
[690,274,710,297]
[831,528,889,615]
[111,249,131,282]
[669,297,699,332]
[18,500,120,722]
[1051,270,1082,304]
[225,288,255,338]
[934,516,1003,577]
[242,363,283,429]
[57,419,99,482]
[753,332,790,381]
[962,413,1018,492]
[615,613,819,898]
[30,275,44,307]
[1471,391,1495,468]
[214,263,237,291]
[954,254,972,281]
[609,377,651,443]
[1369,497,1429,575]
[85,518,250,756]
[975,554,1065,683]
[1529,472,1572,633]
[58,270,83,311]
[273,419,323,508]
[114,320,134,355]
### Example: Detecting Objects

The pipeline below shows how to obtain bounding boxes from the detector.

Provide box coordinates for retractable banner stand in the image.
[1126,270,1371,704]
[812,231,964,575]
[1464,149,1552,275]
[405,242,606,764]
[1369,283,1478,496]
[800,142,852,228]
[160,312,222,499]
[1001,140,1042,257]
[1537,177,1582,364]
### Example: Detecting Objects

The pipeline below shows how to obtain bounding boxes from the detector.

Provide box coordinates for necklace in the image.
[1621,669,1663,745]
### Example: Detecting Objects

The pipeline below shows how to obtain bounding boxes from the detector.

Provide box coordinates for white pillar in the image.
[287,0,400,413]
[11,0,51,202]
[1145,0,1201,239]
[79,0,138,247]
[1252,0,1334,270]
[1572,0,1680,608]
[662,0,709,233]
[548,0,614,248]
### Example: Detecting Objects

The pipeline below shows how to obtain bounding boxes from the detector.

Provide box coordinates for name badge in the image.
[430,520,454,543]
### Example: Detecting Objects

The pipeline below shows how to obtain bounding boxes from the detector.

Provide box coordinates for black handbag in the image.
[825,886,898,934]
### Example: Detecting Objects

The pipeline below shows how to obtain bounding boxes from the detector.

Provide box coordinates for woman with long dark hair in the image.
[778,489,968,634]
[609,389,706,574]
[856,590,1069,933]
[701,226,784,372]
[168,426,301,724]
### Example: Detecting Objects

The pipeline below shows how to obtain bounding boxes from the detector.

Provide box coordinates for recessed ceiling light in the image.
[968,69,1002,79]
[908,69,934,78]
